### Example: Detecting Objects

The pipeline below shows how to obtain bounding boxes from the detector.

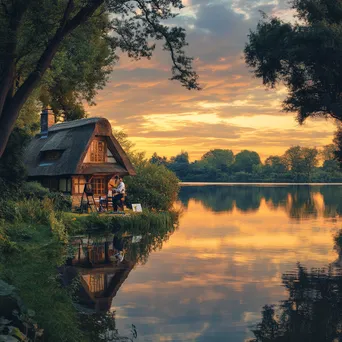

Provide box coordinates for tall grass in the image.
[63,210,179,236]
[0,200,82,342]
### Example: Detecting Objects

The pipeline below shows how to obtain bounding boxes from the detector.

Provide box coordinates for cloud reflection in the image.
[112,186,342,341]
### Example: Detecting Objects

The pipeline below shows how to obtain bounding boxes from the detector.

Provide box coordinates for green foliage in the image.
[233,150,261,173]
[0,212,82,342]
[126,162,180,211]
[63,210,178,237]
[244,0,342,124]
[283,146,319,181]
[168,151,190,179]
[149,152,169,167]
[165,144,342,183]
[201,149,234,172]
[0,279,44,342]
[47,192,72,212]
[40,12,117,121]
[264,156,287,174]
[113,130,180,210]
[21,182,50,199]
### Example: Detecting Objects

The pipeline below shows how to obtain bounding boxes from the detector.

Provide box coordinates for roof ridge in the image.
[48,117,105,132]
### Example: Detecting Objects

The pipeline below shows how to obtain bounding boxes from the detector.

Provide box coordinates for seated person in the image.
[112,176,126,211]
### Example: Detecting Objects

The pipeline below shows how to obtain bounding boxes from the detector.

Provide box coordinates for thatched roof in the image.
[24,117,136,177]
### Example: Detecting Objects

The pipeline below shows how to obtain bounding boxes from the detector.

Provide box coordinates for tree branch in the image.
[10,0,104,113]
[0,0,32,118]
[135,0,199,89]
[0,0,105,157]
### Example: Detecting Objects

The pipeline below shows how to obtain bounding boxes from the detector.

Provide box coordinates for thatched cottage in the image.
[24,108,135,206]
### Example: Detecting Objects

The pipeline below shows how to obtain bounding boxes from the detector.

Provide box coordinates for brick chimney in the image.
[40,106,55,136]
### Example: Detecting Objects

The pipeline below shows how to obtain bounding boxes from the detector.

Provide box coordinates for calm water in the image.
[77,185,342,341]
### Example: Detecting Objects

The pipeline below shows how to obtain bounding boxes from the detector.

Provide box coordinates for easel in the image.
[80,183,98,213]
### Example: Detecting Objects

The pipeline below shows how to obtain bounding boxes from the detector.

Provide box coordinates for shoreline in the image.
[180,182,342,186]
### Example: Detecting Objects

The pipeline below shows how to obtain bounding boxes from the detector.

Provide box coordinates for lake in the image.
[79,184,342,341]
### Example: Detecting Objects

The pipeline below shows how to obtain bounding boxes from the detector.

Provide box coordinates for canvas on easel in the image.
[132,204,142,212]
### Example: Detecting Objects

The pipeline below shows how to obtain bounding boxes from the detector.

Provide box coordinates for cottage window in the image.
[91,177,106,195]
[41,178,58,191]
[59,178,72,193]
[90,140,106,163]
[40,150,63,163]
[73,176,86,194]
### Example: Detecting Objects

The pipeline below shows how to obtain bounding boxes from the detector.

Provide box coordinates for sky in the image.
[87,0,337,162]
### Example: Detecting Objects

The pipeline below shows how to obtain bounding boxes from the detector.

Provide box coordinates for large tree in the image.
[282,146,318,181]
[0,0,199,158]
[244,0,342,124]
[201,149,234,172]
[233,150,261,173]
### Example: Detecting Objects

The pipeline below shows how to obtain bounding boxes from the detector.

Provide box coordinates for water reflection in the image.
[251,232,342,342]
[60,185,342,341]
[60,220,177,339]
[179,185,342,219]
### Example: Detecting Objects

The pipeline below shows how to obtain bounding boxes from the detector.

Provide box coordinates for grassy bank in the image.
[0,208,82,341]
[63,210,178,235]
[0,198,178,341]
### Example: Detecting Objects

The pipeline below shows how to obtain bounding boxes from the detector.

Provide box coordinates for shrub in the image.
[0,200,17,222]
[13,198,52,226]
[47,192,72,212]
[21,182,50,199]
[20,182,72,212]
[125,162,179,211]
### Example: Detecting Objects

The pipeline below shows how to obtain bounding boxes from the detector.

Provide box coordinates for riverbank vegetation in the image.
[150,144,342,183]
[0,191,178,341]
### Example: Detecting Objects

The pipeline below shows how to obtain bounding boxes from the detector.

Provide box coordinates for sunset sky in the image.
[87,0,337,161]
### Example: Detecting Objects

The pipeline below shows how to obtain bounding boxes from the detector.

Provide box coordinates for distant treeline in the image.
[149,145,342,183]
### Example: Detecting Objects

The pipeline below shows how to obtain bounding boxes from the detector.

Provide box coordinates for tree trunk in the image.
[0,106,20,157]
[0,0,104,158]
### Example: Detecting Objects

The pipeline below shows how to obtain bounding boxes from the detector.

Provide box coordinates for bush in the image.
[0,200,17,222]
[125,162,179,211]
[20,182,72,212]
[21,182,50,199]
[48,192,72,212]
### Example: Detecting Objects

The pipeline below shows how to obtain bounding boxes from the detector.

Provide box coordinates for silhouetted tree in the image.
[245,0,342,124]
[233,150,261,173]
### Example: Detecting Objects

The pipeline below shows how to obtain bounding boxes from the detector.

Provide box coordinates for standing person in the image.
[112,176,126,212]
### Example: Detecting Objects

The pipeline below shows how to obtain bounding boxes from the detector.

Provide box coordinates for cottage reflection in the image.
[63,219,177,314]
[63,235,137,312]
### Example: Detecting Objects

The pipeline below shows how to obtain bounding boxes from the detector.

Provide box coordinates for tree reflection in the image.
[251,231,342,342]
[179,185,340,219]
[80,312,137,342]
[286,186,318,220]
[320,186,342,218]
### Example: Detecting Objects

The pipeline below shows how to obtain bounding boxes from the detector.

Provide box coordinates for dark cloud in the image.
[195,4,246,37]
